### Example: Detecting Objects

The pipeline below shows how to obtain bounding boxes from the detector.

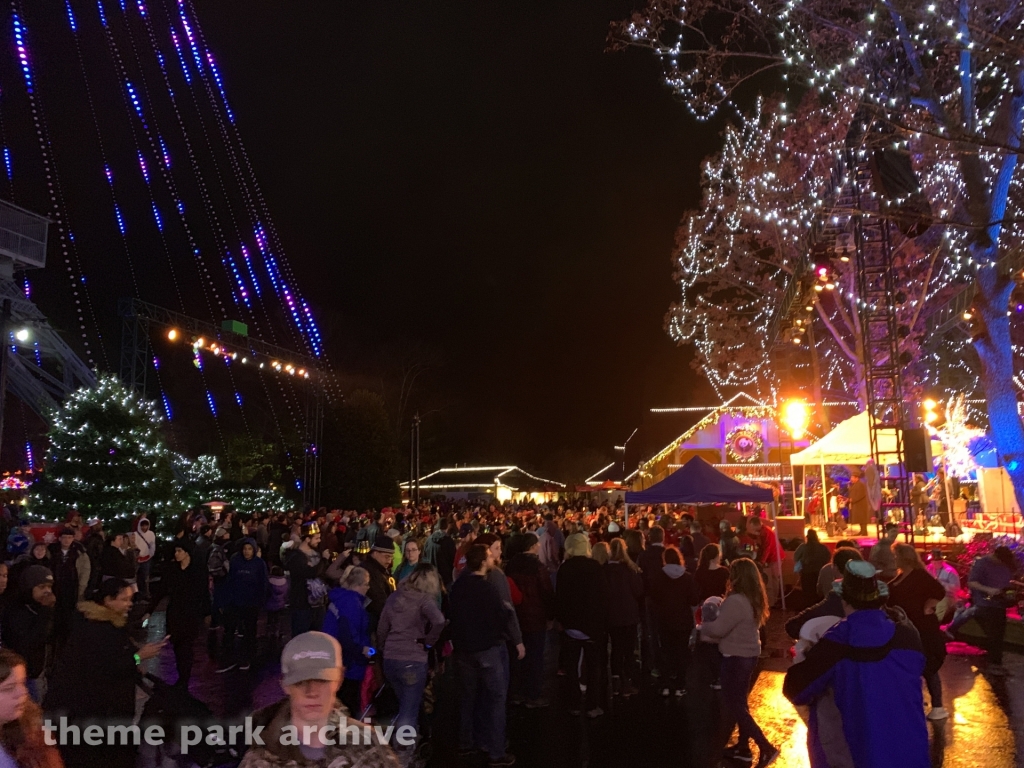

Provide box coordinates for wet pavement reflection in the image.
[138,609,1022,768]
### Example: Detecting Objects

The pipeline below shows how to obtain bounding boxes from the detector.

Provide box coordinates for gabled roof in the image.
[642,392,775,470]
[400,465,563,492]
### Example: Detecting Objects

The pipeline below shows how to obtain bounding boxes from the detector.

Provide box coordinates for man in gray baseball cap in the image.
[238,632,398,768]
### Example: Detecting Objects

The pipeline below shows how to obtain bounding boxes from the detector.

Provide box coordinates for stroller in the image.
[136,674,243,768]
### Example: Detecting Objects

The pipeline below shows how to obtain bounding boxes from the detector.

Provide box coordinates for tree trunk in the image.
[806,320,828,429]
[972,256,1024,514]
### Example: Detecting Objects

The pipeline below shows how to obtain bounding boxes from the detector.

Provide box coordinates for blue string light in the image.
[151,202,162,231]
[96,0,108,29]
[204,51,234,123]
[12,12,34,94]
[125,81,144,120]
[65,0,77,32]
[3,148,12,180]
[170,28,192,84]
[240,244,261,297]
[138,152,150,183]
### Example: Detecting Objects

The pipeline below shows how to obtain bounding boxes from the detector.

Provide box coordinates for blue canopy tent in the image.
[625,456,775,505]
[625,456,783,606]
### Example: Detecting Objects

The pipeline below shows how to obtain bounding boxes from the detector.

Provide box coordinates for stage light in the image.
[167,329,178,341]
[13,329,29,343]
[781,399,810,439]
[195,337,205,347]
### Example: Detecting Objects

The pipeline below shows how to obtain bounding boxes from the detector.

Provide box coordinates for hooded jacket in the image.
[783,608,929,768]
[651,564,699,634]
[237,699,398,768]
[322,587,371,682]
[423,529,456,588]
[378,586,446,664]
[2,586,53,678]
[226,538,270,609]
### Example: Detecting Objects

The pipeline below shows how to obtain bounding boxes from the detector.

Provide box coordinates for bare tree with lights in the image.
[613,0,1024,505]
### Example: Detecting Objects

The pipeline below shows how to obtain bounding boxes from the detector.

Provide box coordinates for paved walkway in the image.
[138,609,1024,767]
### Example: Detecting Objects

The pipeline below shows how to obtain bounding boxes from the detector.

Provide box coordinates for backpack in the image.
[208,544,229,579]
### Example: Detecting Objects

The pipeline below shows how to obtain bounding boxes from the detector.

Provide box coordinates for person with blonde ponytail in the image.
[698,558,778,766]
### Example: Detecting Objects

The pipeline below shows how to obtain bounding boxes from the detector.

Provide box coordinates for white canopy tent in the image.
[787,411,942,524]
[789,411,899,466]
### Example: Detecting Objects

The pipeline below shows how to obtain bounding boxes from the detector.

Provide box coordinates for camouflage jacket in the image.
[237,699,399,768]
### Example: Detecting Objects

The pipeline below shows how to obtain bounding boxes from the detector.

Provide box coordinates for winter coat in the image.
[6,529,29,558]
[237,699,398,768]
[887,567,947,676]
[637,544,665,595]
[322,587,371,682]
[651,564,699,635]
[225,539,270,609]
[505,552,555,633]
[486,566,522,645]
[378,587,446,663]
[45,601,138,719]
[283,546,323,611]
[423,530,456,587]
[555,556,609,639]
[164,557,211,638]
[793,539,831,591]
[785,592,845,640]
[536,521,562,575]
[449,572,505,653]
[48,541,90,603]
[266,576,289,612]
[783,608,929,768]
[100,543,135,581]
[604,561,643,628]
[2,596,53,678]
[363,556,395,633]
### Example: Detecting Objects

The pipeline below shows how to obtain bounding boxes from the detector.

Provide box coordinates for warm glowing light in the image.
[14,329,29,343]
[781,399,810,438]
[167,329,178,341]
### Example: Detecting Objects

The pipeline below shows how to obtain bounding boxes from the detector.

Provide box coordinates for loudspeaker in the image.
[903,427,932,473]
[776,516,806,542]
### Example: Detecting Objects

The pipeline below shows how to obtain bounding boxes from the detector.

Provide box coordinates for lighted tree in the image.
[31,376,176,522]
[666,95,942,409]
[613,0,1024,505]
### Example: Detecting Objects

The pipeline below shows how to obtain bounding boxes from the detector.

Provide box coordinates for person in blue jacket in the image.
[219,537,269,672]
[783,560,929,768]
[322,565,373,715]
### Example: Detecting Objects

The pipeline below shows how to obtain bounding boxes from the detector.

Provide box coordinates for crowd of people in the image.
[0,499,1011,768]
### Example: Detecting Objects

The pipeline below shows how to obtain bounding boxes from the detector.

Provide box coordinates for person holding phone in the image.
[45,578,166,768]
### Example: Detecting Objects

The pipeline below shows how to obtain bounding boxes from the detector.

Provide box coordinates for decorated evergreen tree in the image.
[31,376,176,524]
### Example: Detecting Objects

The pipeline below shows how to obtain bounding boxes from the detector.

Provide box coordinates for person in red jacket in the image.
[746,516,782,608]
[505,533,555,708]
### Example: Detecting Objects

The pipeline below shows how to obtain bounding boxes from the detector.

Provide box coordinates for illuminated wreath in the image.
[726,425,763,463]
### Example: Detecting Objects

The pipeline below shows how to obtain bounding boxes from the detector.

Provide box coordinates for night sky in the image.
[0,1,722,477]
[194,1,721,471]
